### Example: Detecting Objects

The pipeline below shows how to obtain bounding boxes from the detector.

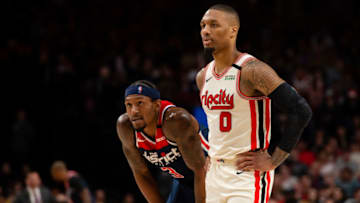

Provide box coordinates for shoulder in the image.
[162,107,198,138]
[117,113,130,126]
[241,58,267,75]
[241,58,284,95]
[196,65,208,91]
[164,107,194,126]
[116,113,134,143]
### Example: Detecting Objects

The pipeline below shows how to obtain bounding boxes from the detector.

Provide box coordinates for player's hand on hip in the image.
[235,150,276,172]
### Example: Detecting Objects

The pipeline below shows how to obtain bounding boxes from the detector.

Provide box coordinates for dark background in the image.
[2,0,360,202]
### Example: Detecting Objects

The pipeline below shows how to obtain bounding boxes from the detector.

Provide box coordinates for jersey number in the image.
[220,112,232,132]
[160,167,184,178]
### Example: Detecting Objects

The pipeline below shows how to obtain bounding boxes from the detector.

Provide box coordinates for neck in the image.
[213,46,240,74]
[143,112,159,137]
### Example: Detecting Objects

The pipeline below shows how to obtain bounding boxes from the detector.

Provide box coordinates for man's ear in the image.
[230,26,238,39]
[154,99,161,110]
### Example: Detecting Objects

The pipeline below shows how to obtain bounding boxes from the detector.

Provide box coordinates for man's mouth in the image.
[131,118,143,122]
[203,38,213,46]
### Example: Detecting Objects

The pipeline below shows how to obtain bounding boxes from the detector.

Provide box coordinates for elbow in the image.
[299,97,312,126]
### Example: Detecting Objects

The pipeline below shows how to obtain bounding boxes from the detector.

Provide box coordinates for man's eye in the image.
[211,23,217,27]
[138,101,143,105]
[126,103,132,107]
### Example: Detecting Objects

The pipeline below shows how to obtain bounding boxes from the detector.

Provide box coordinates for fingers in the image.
[236,160,254,171]
[242,165,255,171]
[236,151,256,157]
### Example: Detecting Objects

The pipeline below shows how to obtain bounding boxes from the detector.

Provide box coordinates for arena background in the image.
[2,0,360,202]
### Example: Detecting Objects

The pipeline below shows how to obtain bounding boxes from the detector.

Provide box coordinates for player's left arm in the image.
[163,107,206,203]
[237,59,312,172]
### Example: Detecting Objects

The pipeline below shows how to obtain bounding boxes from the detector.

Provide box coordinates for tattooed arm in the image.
[236,58,311,172]
[117,114,165,203]
[241,59,284,96]
[163,107,206,203]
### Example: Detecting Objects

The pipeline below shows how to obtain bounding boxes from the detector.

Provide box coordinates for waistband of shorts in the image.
[210,149,263,166]
[210,157,237,166]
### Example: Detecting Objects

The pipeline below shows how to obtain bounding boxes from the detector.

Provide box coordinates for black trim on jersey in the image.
[257,100,265,149]
[232,64,242,70]
[260,172,267,203]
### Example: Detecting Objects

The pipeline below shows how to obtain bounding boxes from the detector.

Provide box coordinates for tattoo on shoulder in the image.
[245,59,270,94]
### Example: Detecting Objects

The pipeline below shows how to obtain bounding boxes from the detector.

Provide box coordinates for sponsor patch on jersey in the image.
[225,75,235,80]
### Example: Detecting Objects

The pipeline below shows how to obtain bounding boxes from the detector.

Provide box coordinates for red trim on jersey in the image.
[199,134,209,150]
[136,132,154,150]
[155,132,169,149]
[136,100,175,151]
[158,100,175,126]
[241,56,255,67]
[265,171,271,203]
[236,71,268,101]
[254,170,261,203]
[265,98,271,149]
[250,100,257,150]
[212,53,244,80]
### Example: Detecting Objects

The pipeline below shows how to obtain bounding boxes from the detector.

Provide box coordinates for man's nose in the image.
[131,106,140,114]
[201,25,210,37]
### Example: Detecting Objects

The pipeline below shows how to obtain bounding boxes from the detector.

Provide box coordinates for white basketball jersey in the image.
[201,53,272,160]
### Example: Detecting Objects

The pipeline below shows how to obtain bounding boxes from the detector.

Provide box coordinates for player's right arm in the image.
[117,114,165,203]
[196,68,206,92]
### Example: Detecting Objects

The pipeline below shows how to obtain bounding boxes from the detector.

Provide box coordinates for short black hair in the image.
[130,80,158,90]
[209,4,240,27]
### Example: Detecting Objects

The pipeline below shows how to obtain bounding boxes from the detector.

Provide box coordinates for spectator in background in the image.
[0,162,14,199]
[50,161,92,203]
[335,167,360,198]
[5,180,23,203]
[11,110,35,164]
[345,188,360,203]
[95,189,105,203]
[121,193,135,203]
[14,171,56,203]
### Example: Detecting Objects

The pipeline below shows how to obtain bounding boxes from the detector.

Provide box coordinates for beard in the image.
[203,47,215,63]
[134,125,146,132]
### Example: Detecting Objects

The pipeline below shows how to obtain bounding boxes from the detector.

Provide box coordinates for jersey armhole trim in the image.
[236,70,268,100]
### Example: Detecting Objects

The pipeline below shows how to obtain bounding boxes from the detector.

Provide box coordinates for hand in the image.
[236,150,276,172]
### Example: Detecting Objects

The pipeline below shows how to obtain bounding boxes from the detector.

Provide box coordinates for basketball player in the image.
[116,80,208,203]
[196,4,312,203]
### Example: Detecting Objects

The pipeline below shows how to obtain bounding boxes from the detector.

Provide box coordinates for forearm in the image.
[269,83,312,153]
[193,169,206,203]
[134,172,165,203]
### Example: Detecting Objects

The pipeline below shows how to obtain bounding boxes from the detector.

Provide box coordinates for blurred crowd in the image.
[2,0,360,202]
